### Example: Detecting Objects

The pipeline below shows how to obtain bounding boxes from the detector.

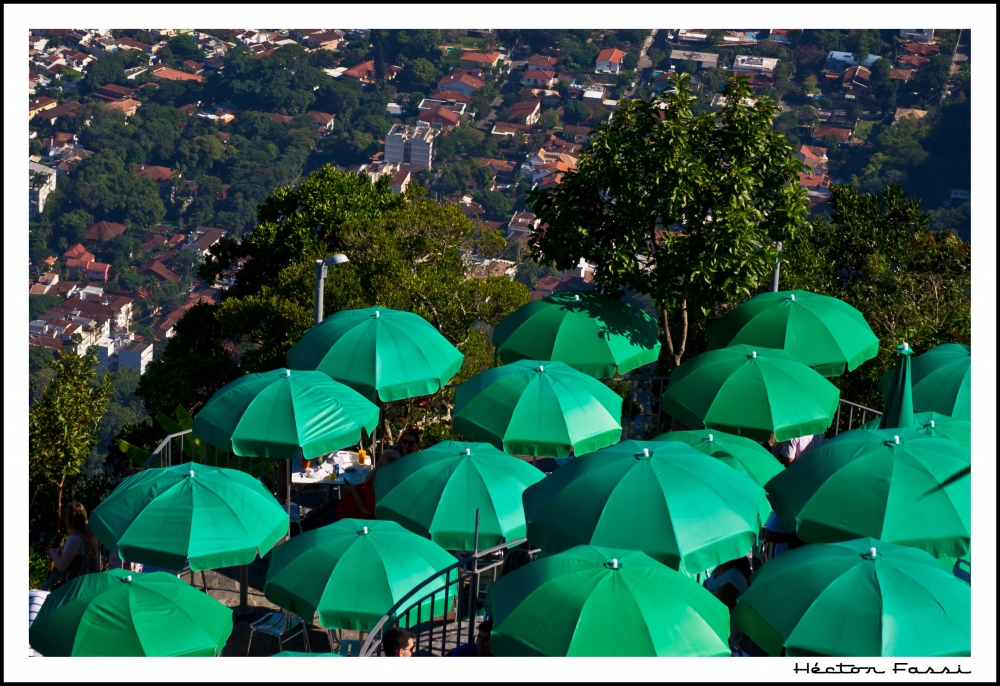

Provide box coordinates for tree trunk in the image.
[659,297,690,369]
[55,475,66,534]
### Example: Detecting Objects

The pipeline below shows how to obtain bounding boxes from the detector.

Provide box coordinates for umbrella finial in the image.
[539,365,544,372]
[751,350,758,359]
[870,546,877,558]
[125,575,133,582]
[707,433,714,442]
[189,470,195,477]
[930,420,935,428]
[283,368,291,377]
[375,310,380,318]
[643,448,649,457]
[789,293,796,301]
[575,294,580,301]
[894,435,900,444]
[902,341,909,351]
[466,448,471,455]
[360,526,369,535]
[607,558,620,570]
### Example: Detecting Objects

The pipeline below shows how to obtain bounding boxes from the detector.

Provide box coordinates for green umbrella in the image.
[708,289,879,377]
[91,462,288,571]
[272,651,342,657]
[877,342,915,429]
[880,343,971,420]
[453,360,623,457]
[485,546,730,657]
[375,441,545,550]
[287,306,464,402]
[523,440,771,574]
[264,519,458,631]
[765,429,971,558]
[733,538,971,657]
[492,291,662,378]
[193,368,379,460]
[651,429,784,488]
[662,344,841,442]
[28,569,233,656]
[861,412,970,448]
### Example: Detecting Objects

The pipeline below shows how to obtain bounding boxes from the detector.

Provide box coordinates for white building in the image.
[899,29,934,43]
[29,162,57,218]
[119,340,154,375]
[732,55,780,73]
[384,123,438,169]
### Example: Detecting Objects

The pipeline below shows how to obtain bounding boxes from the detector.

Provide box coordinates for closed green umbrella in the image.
[492,291,661,377]
[651,429,783,488]
[193,368,379,459]
[453,360,623,457]
[880,343,971,420]
[91,462,289,571]
[861,412,970,448]
[375,441,544,550]
[287,307,464,402]
[264,519,458,631]
[708,290,879,377]
[29,569,233,656]
[733,538,971,657]
[766,429,971,558]
[523,440,771,574]
[485,546,730,657]
[662,345,840,442]
[878,342,916,429]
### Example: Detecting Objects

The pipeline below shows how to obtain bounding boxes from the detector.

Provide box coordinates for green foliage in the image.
[927,202,971,243]
[29,551,50,589]
[622,52,639,71]
[83,53,126,90]
[29,294,62,321]
[563,99,589,125]
[528,74,809,368]
[473,191,514,222]
[50,149,165,228]
[166,34,205,62]
[781,183,970,407]
[400,57,439,92]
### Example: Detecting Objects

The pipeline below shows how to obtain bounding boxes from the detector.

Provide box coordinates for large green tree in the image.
[528,74,809,368]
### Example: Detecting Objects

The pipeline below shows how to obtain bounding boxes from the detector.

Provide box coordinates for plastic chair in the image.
[247,611,307,655]
[339,639,361,657]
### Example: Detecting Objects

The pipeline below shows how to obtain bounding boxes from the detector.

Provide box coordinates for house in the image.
[798,145,829,172]
[93,83,139,101]
[104,99,142,117]
[902,42,941,57]
[733,55,779,73]
[521,69,559,88]
[582,88,606,105]
[124,66,148,80]
[507,211,541,237]
[429,89,473,105]
[29,161,58,218]
[842,66,872,96]
[384,123,438,169]
[800,172,833,199]
[64,243,95,262]
[390,170,411,195]
[42,131,79,156]
[135,165,177,183]
[117,36,152,53]
[183,60,206,74]
[342,60,401,85]
[139,259,182,283]
[812,125,852,144]
[531,89,561,107]
[307,111,336,133]
[35,100,82,126]
[306,30,343,50]
[86,221,128,243]
[291,29,324,44]
[85,262,112,281]
[890,68,913,82]
[766,29,795,44]
[541,134,581,155]
[508,100,541,126]
[417,106,461,130]
[29,96,58,118]
[824,51,880,73]
[260,112,294,125]
[150,66,205,83]
[491,121,532,137]
[899,29,934,43]
[119,340,154,375]
[474,157,516,179]
[897,54,930,68]
[437,72,485,97]
[417,97,467,117]
[527,55,559,72]
[141,234,169,250]
[595,48,627,74]
[669,50,720,70]
[61,293,134,331]
[460,51,503,70]
[183,226,227,257]
[893,108,928,124]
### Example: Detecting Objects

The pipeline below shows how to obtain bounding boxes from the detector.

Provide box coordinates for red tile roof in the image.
[523,69,558,82]
[429,90,472,103]
[897,54,930,67]
[135,165,176,182]
[142,260,181,283]
[64,243,92,261]
[85,221,127,242]
[902,42,940,56]
[509,100,541,116]
[460,51,502,65]
[417,106,461,126]
[527,55,559,69]
[151,66,205,82]
[596,48,626,64]
[799,145,828,161]
[308,110,335,126]
[104,99,141,114]
[813,125,852,143]
[438,72,485,90]
[890,68,912,81]
[799,172,832,189]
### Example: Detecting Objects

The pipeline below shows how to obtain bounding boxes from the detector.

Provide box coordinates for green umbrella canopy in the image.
[707,289,879,377]
[523,440,771,575]
[861,412,970,449]
[29,569,233,657]
[193,368,379,460]
[880,343,971,420]
[90,462,289,571]
[453,360,623,457]
[662,344,841,442]
[733,538,971,657]
[287,306,464,402]
[485,546,730,657]
[651,429,784,488]
[375,441,545,550]
[492,291,661,378]
[765,429,971,558]
[878,342,916,429]
[264,519,458,632]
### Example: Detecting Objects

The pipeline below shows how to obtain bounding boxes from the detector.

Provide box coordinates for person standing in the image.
[772,433,825,467]
[449,620,492,657]
[48,502,100,588]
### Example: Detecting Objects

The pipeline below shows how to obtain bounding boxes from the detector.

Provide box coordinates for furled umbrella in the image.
[28,569,233,657]
[880,343,971,421]
[861,412,970,449]
[733,538,971,657]
[662,344,841,442]
[375,441,545,550]
[523,440,771,575]
[264,519,458,632]
[286,306,464,402]
[707,289,879,377]
[765,429,971,558]
[90,462,289,571]
[485,546,730,657]
[193,368,380,460]
[876,342,916,429]
[650,429,784,488]
[453,360,623,458]
[492,291,662,377]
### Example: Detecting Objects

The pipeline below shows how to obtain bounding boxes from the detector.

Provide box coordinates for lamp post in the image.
[314,254,349,324]
[770,241,783,292]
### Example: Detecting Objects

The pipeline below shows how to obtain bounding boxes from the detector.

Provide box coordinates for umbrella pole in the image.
[233,564,253,616]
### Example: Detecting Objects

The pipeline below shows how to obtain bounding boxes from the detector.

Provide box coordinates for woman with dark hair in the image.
[397,427,422,456]
[48,502,100,587]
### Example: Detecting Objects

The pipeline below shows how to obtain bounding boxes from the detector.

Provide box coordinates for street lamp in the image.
[314,254,349,324]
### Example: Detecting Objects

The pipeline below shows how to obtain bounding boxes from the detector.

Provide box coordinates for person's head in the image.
[475,620,493,656]
[502,548,532,576]
[383,627,415,657]
[63,501,98,554]
[705,557,751,609]
[399,427,421,455]
[377,448,401,470]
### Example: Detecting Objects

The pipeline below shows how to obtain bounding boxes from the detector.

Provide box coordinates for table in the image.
[291,452,371,503]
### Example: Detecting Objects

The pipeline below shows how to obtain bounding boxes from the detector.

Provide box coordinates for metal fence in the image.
[832,399,882,435]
